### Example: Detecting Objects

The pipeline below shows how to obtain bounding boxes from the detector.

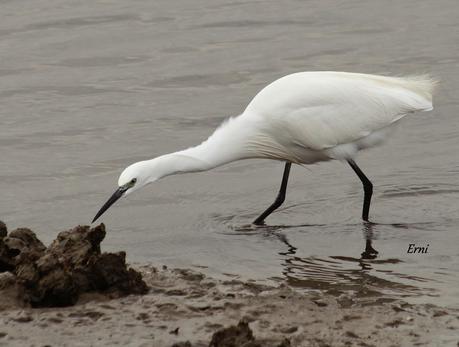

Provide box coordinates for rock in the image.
[171,342,192,347]
[0,272,16,289]
[209,320,291,347]
[0,223,148,307]
[89,252,147,296]
[8,228,46,254]
[209,321,261,347]
[0,227,46,273]
[0,221,6,238]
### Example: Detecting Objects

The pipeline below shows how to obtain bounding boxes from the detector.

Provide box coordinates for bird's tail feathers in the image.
[399,74,439,104]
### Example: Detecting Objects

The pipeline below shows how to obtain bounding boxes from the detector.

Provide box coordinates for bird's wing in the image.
[245,72,436,151]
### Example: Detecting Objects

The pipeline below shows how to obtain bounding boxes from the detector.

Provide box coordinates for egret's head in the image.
[118,161,152,195]
[92,161,152,223]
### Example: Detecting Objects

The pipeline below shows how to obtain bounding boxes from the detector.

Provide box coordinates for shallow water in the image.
[1,0,458,307]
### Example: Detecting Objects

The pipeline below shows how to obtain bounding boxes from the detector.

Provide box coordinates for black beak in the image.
[92,187,126,223]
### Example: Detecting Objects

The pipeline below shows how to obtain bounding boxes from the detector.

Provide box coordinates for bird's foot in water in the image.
[252,219,266,227]
[363,219,377,226]
[361,244,379,259]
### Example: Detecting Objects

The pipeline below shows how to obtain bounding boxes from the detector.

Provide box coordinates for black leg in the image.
[253,162,292,225]
[348,159,373,221]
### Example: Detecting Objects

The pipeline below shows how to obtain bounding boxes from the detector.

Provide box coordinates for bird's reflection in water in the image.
[274,222,378,259]
[228,220,433,299]
[265,222,429,299]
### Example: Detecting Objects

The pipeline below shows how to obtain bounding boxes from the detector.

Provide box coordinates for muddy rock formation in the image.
[0,221,7,237]
[208,321,291,347]
[172,321,291,347]
[209,321,261,347]
[1,226,46,272]
[0,222,148,307]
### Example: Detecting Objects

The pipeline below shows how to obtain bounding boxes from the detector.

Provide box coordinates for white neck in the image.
[145,115,256,182]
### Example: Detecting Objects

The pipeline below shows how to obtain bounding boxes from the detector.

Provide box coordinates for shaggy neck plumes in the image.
[144,115,256,182]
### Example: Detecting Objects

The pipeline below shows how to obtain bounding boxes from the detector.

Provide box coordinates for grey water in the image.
[1,0,458,307]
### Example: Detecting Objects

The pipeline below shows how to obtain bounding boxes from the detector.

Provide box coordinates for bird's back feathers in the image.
[241,71,436,162]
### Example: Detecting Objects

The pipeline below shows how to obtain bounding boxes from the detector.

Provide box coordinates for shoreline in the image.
[1,265,457,347]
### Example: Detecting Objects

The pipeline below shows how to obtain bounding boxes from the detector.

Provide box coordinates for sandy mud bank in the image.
[0,222,457,346]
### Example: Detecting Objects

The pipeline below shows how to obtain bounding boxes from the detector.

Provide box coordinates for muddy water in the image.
[1,1,458,307]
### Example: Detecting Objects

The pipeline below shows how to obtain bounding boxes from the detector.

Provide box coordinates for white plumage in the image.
[207,71,434,164]
[93,71,436,224]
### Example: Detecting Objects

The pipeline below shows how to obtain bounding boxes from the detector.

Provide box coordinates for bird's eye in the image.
[131,178,137,184]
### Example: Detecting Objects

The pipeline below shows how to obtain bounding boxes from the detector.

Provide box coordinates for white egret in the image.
[93,71,436,225]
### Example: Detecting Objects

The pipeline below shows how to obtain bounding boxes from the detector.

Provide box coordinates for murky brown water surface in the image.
[1,0,458,307]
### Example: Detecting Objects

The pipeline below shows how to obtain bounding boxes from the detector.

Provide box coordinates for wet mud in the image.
[0,222,457,346]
